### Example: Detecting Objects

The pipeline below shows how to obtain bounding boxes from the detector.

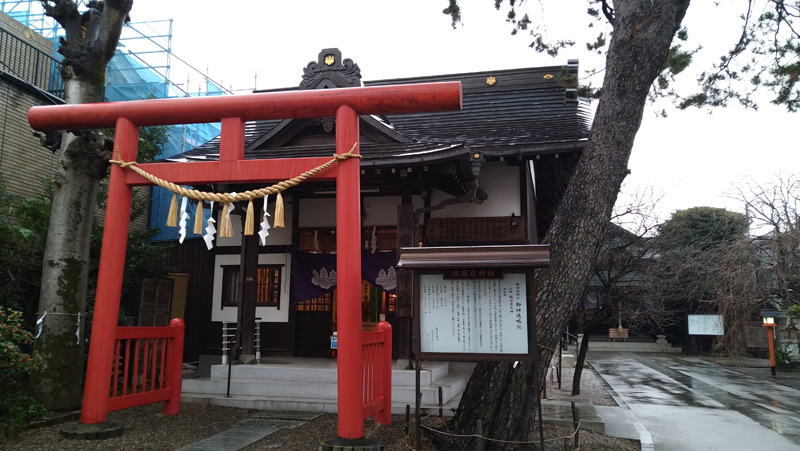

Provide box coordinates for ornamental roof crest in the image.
[300,48,362,90]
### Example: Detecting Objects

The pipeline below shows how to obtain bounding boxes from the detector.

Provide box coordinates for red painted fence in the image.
[107,318,185,414]
[361,321,392,424]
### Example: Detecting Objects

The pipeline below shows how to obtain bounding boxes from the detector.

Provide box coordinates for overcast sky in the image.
[121,0,798,225]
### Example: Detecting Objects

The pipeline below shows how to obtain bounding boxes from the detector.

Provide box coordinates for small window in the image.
[221,265,282,307]
[296,292,333,312]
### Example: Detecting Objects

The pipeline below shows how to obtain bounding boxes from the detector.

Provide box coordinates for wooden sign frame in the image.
[397,244,550,361]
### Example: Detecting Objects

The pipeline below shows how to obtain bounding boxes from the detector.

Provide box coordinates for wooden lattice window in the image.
[296,292,333,312]
[221,265,282,307]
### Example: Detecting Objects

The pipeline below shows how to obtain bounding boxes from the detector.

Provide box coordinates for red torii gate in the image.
[28,82,462,438]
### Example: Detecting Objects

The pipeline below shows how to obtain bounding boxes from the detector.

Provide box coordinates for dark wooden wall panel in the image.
[162,239,216,362]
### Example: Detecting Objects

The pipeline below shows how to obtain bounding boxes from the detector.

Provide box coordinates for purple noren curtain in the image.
[291,249,397,305]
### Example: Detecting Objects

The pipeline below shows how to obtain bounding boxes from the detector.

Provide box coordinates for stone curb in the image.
[60,421,125,440]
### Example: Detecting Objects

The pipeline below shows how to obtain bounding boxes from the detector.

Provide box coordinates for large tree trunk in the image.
[33,0,132,410]
[446,1,690,445]
[34,128,107,410]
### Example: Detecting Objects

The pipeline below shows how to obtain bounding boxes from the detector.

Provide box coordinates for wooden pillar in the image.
[335,104,363,439]
[239,204,261,363]
[396,204,415,361]
[81,118,138,424]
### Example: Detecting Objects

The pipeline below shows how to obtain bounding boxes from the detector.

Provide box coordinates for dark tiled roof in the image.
[168,64,590,165]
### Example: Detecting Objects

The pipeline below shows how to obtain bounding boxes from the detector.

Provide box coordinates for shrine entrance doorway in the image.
[294,294,334,358]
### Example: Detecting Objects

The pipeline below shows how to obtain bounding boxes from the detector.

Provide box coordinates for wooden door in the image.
[138,278,174,326]
[293,293,334,357]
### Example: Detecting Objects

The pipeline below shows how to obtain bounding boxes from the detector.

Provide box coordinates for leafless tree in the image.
[735,175,800,309]
[573,187,678,395]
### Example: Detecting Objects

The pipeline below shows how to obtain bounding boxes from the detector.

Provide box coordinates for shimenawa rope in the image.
[110,142,362,236]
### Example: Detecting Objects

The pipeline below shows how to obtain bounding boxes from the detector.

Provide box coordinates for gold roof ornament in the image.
[324,55,335,66]
[486,76,496,86]
[543,74,554,80]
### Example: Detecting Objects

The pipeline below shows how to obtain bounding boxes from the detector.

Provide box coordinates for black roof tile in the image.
[166,63,590,165]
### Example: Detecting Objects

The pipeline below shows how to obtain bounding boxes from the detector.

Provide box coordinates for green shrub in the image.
[774,343,797,371]
[786,304,800,320]
[0,308,47,428]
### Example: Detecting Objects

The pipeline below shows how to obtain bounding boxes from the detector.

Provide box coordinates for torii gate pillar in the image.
[335,104,363,436]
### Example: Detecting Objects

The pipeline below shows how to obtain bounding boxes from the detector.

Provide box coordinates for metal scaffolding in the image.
[1,1,229,240]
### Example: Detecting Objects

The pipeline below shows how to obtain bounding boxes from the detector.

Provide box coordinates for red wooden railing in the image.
[361,321,392,424]
[107,318,185,415]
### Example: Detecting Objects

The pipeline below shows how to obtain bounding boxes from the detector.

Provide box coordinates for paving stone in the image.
[178,426,279,451]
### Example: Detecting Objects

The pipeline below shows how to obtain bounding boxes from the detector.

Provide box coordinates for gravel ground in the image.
[1,364,637,450]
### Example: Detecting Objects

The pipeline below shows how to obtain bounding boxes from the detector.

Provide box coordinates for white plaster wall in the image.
[363,195,425,226]
[430,162,521,218]
[211,253,291,323]
[300,195,425,228]
[298,198,336,228]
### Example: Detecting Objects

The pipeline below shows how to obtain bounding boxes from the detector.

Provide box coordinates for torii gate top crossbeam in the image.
[28,82,462,130]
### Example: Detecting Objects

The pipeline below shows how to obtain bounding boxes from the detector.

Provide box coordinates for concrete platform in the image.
[182,358,470,415]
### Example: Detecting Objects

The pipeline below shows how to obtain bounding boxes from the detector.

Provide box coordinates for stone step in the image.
[181,393,460,416]
[182,392,340,414]
[208,360,452,387]
[392,373,469,405]
[182,359,471,415]
[183,371,469,405]
[183,377,339,399]
[586,341,681,353]
[210,362,337,383]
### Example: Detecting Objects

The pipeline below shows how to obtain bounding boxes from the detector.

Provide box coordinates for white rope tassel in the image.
[35,311,46,339]
[258,195,271,246]
[178,195,189,244]
[75,312,81,345]
[203,201,217,250]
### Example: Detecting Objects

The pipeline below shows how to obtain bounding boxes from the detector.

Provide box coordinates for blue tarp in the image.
[104,50,223,242]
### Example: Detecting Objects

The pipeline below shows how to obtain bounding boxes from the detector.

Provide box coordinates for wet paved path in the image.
[591,352,800,450]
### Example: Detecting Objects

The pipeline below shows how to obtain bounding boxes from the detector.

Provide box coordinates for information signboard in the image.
[687,314,724,336]
[419,273,528,355]
[397,244,550,361]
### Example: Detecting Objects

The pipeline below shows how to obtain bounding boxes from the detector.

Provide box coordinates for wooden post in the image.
[239,215,260,362]
[375,321,393,425]
[163,318,185,415]
[396,204,415,362]
[335,104,363,438]
[81,117,138,424]
[767,325,777,376]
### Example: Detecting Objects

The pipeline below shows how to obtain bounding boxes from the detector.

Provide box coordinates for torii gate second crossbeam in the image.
[28,82,462,439]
